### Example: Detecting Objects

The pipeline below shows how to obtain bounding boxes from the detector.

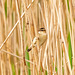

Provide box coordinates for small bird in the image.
[27,28,47,52]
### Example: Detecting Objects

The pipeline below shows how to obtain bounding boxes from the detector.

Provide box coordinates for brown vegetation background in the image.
[0,0,75,75]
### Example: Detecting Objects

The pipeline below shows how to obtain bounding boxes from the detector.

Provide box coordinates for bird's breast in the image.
[38,32,47,46]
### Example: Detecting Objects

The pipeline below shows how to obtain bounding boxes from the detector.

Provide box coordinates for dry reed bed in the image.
[0,0,75,75]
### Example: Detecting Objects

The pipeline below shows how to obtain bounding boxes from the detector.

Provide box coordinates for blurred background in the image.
[0,0,75,75]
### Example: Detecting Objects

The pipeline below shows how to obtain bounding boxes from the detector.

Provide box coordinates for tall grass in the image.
[0,0,75,75]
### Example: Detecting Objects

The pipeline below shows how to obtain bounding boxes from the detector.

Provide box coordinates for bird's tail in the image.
[27,48,32,52]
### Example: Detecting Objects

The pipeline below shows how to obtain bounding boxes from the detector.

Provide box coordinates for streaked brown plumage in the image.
[27,28,47,52]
